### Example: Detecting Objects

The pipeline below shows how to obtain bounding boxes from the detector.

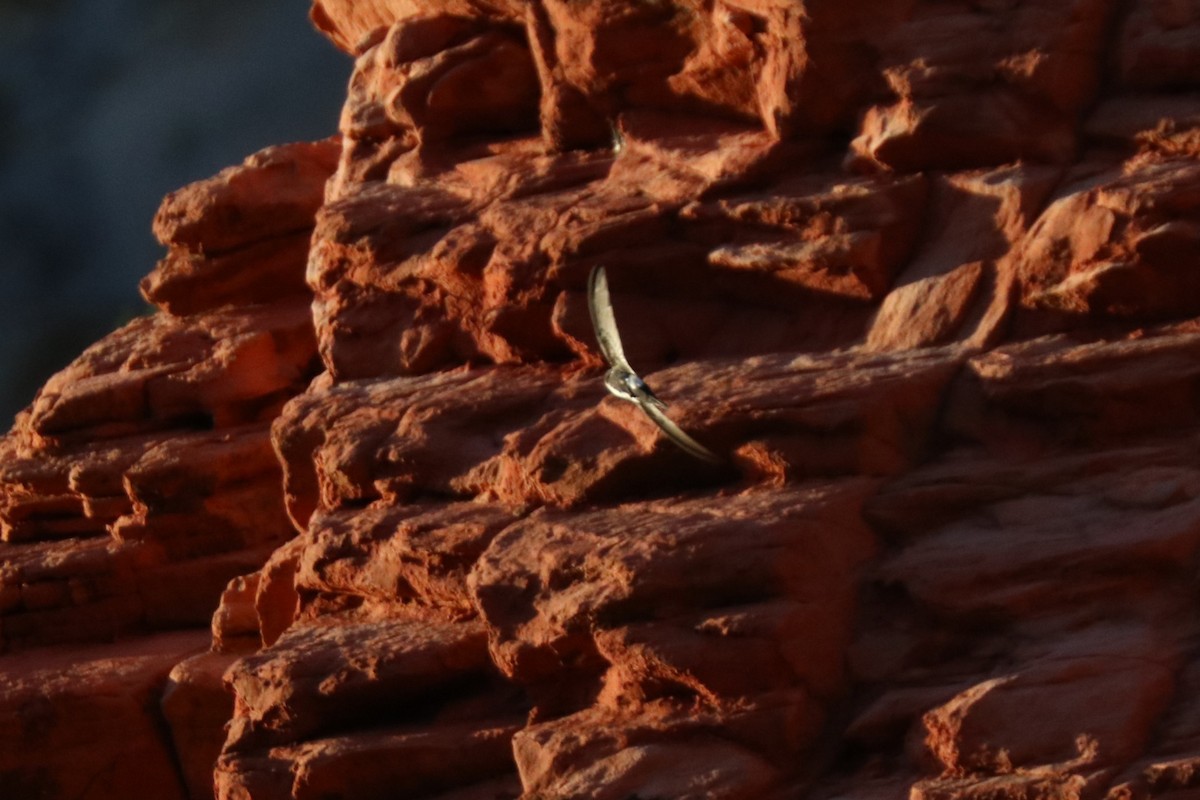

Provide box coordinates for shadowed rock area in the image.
[3,1,1200,798]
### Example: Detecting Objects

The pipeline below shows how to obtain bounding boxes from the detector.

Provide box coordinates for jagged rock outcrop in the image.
[0,139,334,799]
[3,1,1200,799]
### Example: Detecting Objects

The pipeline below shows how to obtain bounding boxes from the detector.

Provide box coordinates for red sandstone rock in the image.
[6,1,1200,799]
[0,631,208,800]
[219,719,524,800]
[162,649,242,800]
[212,573,264,653]
[513,704,788,799]
[947,331,1200,447]
[0,141,323,795]
[850,0,1113,171]
[26,302,317,442]
[1118,1,1200,89]
[223,616,493,750]
[866,164,1062,351]
[295,502,518,617]
[1015,148,1200,325]
[469,485,876,688]
[0,419,303,649]
[143,139,337,315]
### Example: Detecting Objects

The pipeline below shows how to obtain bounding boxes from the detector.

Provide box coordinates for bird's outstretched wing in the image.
[588,266,633,371]
[639,399,722,463]
[588,265,722,464]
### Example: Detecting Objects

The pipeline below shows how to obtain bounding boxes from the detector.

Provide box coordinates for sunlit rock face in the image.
[4,2,1200,799]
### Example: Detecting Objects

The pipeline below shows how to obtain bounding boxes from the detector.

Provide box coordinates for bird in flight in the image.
[587,266,721,463]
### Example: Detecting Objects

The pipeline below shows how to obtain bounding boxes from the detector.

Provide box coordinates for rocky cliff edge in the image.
[3,1,1200,799]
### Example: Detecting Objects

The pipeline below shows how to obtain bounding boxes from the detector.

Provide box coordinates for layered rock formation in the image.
[3,1,1200,798]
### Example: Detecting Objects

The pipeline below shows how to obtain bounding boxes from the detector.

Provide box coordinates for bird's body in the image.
[587,266,720,463]
[603,367,666,410]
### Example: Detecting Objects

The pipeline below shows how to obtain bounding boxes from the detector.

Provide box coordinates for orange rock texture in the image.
[3,1,1200,798]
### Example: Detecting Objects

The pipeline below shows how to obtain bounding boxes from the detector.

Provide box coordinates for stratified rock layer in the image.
[2,2,1200,799]
[0,139,335,797]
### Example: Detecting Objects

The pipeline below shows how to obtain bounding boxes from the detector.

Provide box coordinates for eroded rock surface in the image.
[3,1,1200,799]
[0,139,335,796]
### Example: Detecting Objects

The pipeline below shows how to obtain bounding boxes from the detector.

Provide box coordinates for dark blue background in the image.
[0,0,349,423]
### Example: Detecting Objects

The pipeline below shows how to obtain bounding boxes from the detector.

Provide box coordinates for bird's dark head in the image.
[604,367,639,401]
